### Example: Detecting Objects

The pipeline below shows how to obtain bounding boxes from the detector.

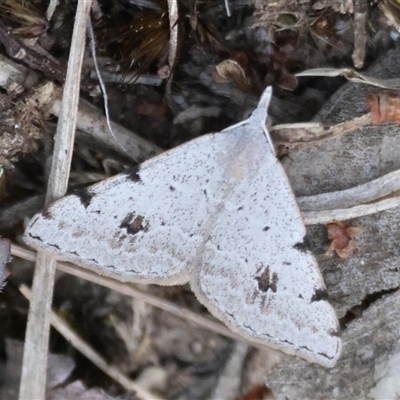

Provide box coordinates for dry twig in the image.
[298,168,400,211]
[19,285,165,400]
[272,114,372,150]
[19,2,92,398]
[165,0,179,98]
[352,0,368,68]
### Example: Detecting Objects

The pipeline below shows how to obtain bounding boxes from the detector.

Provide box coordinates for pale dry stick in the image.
[46,0,59,21]
[19,285,165,400]
[10,244,266,349]
[352,0,368,68]
[303,197,400,225]
[49,94,163,163]
[298,168,400,212]
[224,0,232,17]
[165,0,179,98]
[19,2,92,399]
[272,114,372,151]
[210,342,249,400]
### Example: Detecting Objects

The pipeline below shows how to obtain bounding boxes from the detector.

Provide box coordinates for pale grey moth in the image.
[24,87,342,367]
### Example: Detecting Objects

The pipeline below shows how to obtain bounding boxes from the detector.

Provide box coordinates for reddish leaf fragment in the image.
[366,92,400,124]
[237,384,272,400]
[325,222,362,259]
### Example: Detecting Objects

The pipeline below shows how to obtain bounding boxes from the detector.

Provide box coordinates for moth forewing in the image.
[24,86,342,366]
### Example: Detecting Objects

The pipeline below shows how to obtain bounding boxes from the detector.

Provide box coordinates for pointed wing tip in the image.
[250,86,273,126]
[257,86,273,109]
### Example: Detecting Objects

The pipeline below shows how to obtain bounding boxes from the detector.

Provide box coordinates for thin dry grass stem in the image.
[352,0,368,68]
[272,114,372,150]
[87,18,132,160]
[298,168,400,211]
[303,197,400,225]
[19,2,92,399]
[224,0,232,17]
[301,166,400,224]
[46,0,59,21]
[165,0,179,98]
[19,285,166,400]
[210,342,249,400]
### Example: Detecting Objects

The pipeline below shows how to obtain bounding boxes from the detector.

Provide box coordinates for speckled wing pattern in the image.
[24,130,237,285]
[24,87,341,366]
[191,117,341,366]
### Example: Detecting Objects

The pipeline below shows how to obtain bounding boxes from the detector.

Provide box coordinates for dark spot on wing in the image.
[73,188,93,208]
[293,236,311,253]
[283,261,291,265]
[124,165,141,182]
[311,288,329,302]
[263,226,270,231]
[169,186,175,191]
[120,213,149,235]
[255,266,278,293]
[237,206,244,211]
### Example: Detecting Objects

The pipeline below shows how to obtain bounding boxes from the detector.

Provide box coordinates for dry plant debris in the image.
[0,0,400,399]
[324,221,363,259]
